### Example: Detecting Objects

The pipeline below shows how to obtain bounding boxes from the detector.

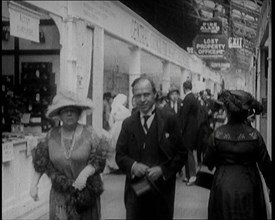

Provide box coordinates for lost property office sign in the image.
[193,35,227,58]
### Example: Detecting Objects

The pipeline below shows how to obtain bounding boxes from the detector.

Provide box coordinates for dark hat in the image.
[206,88,211,96]
[218,90,254,113]
[183,80,192,90]
[168,85,180,96]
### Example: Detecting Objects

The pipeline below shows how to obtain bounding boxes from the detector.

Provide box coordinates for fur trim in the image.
[88,134,109,173]
[32,142,50,173]
[46,163,103,215]
[72,174,104,214]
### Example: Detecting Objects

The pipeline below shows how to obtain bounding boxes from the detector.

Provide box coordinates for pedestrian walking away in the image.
[203,89,272,220]
[179,80,200,186]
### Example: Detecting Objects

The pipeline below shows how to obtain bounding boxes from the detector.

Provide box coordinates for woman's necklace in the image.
[61,126,77,159]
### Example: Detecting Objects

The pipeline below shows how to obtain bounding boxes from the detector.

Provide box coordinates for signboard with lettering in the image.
[186,47,194,54]
[193,35,227,58]
[2,142,14,162]
[206,59,231,71]
[8,2,40,42]
[228,37,243,48]
[198,19,222,35]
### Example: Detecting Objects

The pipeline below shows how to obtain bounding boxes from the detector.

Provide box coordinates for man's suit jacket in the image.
[179,92,200,150]
[163,99,182,116]
[115,107,187,215]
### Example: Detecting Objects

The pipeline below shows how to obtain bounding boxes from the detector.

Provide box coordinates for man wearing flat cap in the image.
[163,85,182,116]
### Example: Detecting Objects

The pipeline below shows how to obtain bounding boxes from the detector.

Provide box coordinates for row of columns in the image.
[52,13,211,131]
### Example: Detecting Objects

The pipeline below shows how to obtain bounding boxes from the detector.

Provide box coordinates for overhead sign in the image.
[228,37,243,48]
[193,35,227,58]
[206,59,231,71]
[186,47,194,54]
[8,1,40,42]
[198,19,222,35]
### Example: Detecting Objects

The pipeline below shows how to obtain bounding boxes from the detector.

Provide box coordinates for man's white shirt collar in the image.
[185,90,192,95]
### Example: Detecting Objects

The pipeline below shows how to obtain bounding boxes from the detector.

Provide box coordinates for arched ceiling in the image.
[119,0,265,74]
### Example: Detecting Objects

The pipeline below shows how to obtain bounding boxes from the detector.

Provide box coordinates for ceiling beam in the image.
[230,1,260,18]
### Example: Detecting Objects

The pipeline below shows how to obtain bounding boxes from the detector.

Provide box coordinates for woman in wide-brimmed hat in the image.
[203,89,272,220]
[29,89,108,220]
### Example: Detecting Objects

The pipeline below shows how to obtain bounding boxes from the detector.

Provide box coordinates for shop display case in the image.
[2,75,15,131]
[20,62,56,133]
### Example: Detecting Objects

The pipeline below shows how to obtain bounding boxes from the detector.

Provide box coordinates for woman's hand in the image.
[30,185,39,201]
[73,165,95,190]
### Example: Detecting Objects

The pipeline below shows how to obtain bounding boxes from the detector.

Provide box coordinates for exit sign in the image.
[228,37,243,48]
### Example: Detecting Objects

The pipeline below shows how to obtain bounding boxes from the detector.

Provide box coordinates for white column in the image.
[162,61,171,95]
[51,14,78,92]
[92,26,104,131]
[128,46,141,110]
[255,49,261,131]
[180,68,189,98]
[266,21,272,157]
[61,17,78,92]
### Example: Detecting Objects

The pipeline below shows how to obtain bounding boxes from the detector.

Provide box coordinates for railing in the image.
[2,137,50,220]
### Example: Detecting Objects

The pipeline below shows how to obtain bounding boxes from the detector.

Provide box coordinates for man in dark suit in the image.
[179,80,200,186]
[116,76,187,220]
[163,85,182,116]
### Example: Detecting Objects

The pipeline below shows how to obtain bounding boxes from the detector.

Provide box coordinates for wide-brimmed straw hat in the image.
[46,89,94,118]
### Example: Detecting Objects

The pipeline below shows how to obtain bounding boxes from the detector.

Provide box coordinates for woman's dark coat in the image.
[204,122,272,220]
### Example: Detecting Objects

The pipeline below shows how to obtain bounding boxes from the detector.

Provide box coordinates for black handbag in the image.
[195,169,214,190]
[131,174,160,197]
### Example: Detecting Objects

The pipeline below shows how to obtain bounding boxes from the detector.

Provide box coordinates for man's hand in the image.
[132,163,149,177]
[146,166,163,181]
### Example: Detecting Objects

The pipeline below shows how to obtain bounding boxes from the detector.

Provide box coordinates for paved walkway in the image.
[38,172,210,219]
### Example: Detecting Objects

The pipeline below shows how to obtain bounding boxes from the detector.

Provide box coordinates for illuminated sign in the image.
[193,35,227,58]
[228,37,243,48]
[209,61,230,71]
[198,19,222,35]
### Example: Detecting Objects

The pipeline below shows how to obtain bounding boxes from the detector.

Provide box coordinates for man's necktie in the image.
[143,115,150,132]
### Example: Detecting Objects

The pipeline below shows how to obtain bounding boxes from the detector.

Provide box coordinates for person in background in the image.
[29,89,108,220]
[246,98,263,127]
[131,95,139,115]
[116,76,187,220]
[196,90,211,167]
[212,99,227,129]
[163,85,182,115]
[155,90,167,108]
[103,92,113,131]
[179,80,200,186]
[205,89,216,130]
[104,93,131,174]
[203,90,272,220]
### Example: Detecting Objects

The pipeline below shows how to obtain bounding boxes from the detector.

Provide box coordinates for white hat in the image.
[46,89,94,118]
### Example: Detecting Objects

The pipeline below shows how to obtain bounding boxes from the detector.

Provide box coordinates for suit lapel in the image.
[156,108,165,144]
